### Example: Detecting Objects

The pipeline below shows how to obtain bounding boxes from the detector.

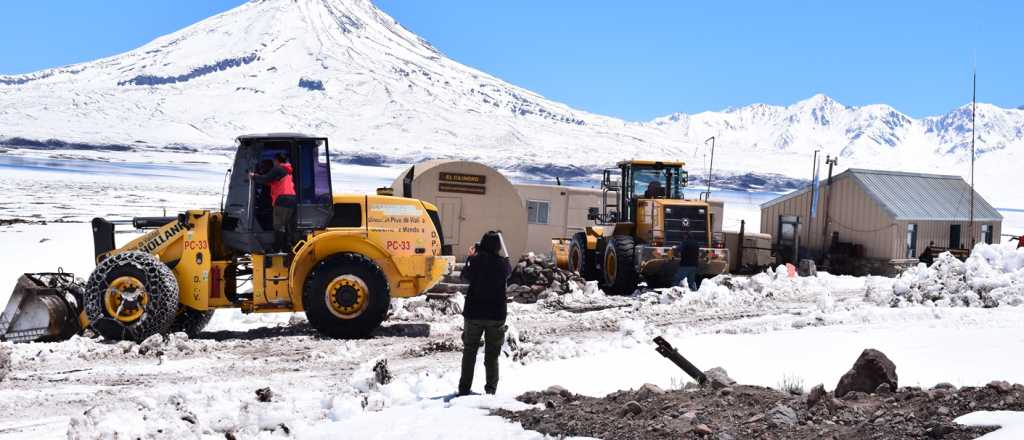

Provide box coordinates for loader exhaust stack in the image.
[0,272,84,343]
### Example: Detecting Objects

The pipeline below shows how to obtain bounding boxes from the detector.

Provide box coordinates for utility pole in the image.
[969,68,976,248]
[704,136,716,201]
[821,155,838,260]
[806,149,820,247]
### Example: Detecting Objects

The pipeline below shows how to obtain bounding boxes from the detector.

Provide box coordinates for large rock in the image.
[767,404,798,427]
[806,384,827,408]
[703,367,736,390]
[635,383,665,400]
[834,349,898,398]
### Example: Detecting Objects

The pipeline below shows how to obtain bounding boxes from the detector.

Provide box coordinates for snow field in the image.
[3,184,1024,437]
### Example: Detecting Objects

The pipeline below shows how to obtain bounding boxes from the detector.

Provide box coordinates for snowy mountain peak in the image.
[0,0,1022,196]
[793,93,841,109]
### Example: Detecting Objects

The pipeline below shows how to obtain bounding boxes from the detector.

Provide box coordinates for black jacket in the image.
[680,239,700,267]
[252,163,286,184]
[461,252,512,321]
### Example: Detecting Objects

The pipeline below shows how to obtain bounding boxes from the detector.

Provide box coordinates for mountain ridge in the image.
[0,0,1021,204]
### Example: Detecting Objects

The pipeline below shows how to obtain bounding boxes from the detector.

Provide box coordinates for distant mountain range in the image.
[0,0,1020,201]
[650,94,1024,163]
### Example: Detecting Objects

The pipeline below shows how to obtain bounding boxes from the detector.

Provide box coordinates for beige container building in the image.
[514,184,604,255]
[391,160,529,260]
[760,168,1003,261]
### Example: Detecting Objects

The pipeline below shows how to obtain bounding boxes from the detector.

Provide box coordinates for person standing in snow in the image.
[458,231,512,396]
[674,238,700,290]
[250,153,297,253]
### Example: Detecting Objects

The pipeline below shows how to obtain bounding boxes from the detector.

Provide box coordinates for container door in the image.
[436,197,462,246]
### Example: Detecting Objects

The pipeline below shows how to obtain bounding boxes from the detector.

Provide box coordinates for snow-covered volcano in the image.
[0,0,662,172]
[0,0,1021,202]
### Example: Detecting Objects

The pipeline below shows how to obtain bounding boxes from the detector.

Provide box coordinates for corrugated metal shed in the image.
[762,168,1003,222]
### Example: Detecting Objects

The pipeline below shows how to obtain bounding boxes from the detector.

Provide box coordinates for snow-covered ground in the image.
[4,212,1024,438]
[2,162,1023,439]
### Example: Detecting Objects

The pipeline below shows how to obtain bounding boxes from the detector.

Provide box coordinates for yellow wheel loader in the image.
[552,160,728,295]
[1,134,454,343]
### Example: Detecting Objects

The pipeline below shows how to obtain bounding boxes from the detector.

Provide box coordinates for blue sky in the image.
[1,1,1021,120]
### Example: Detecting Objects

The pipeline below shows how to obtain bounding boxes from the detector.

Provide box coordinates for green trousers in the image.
[458,319,506,395]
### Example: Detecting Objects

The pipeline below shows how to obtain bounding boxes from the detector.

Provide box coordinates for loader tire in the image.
[84,251,179,342]
[170,308,215,338]
[303,253,390,339]
[602,235,639,296]
[568,233,599,281]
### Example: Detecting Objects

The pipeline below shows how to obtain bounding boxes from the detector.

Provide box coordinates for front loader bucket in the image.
[0,273,84,343]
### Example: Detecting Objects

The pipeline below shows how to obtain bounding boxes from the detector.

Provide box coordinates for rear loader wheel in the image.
[568,233,599,281]
[170,308,216,338]
[602,235,639,296]
[303,253,390,339]
[84,251,179,342]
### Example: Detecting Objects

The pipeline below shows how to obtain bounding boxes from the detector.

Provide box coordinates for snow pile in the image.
[67,389,309,439]
[14,335,128,362]
[10,333,218,365]
[66,356,536,439]
[204,310,302,332]
[643,266,841,311]
[879,244,1024,308]
[134,332,217,356]
[389,294,465,323]
[0,342,10,381]
[503,317,661,365]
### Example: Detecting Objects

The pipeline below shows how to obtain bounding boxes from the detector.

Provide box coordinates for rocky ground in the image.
[498,379,1023,439]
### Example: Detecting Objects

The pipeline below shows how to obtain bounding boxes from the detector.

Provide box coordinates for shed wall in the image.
[391,161,528,260]
[515,184,603,255]
[761,176,898,260]
[895,220,1003,258]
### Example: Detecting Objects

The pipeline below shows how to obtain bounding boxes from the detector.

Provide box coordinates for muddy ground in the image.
[498,381,1024,439]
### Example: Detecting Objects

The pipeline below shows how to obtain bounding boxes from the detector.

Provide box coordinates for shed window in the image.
[527,200,549,225]
[906,224,918,258]
[981,224,993,245]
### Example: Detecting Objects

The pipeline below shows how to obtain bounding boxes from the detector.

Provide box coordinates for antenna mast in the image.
[969,67,976,248]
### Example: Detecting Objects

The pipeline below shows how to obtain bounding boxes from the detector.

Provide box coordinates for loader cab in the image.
[607,160,687,223]
[222,134,333,253]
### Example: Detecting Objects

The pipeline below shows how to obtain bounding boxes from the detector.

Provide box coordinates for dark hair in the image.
[478,231,502,255]
[274,153,288,163]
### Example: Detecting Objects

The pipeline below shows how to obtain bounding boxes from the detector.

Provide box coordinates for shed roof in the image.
[761,168,1003,222]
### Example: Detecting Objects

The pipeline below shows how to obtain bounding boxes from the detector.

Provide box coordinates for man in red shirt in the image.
[250,153,297,252]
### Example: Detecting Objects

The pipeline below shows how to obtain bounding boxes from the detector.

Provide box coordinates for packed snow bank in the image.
[956,411,1024,439]
[640,266,863,312]
[65,356,543,440]
[869,244,1024,308]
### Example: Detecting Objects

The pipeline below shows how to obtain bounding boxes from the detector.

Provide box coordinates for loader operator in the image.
[250,153,297,253]
[458,231,511,396]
